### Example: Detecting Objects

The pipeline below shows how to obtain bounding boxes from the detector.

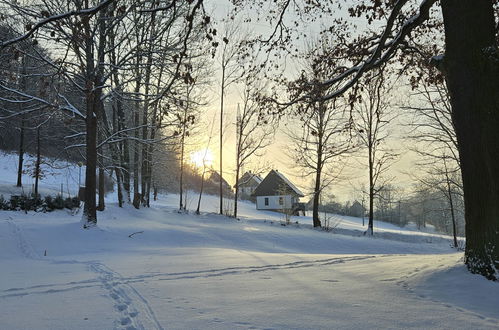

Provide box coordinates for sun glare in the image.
[190,148,214,168]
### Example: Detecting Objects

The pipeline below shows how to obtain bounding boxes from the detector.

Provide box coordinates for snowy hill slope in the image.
[0,153,497,329]
[0,151,82,198]
[160,192,462,246]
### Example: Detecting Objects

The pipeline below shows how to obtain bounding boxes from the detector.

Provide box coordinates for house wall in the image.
[241,187,255,195]
[256,195,293,210]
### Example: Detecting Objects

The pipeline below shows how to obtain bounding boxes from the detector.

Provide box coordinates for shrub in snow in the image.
[0,194,80,212]
[49,195,65,210]
[0,195,9,210]
[64,197,80,209]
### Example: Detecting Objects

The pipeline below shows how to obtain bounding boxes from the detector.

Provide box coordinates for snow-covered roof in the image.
[253,174,263,184]
[273,170,304,196]
[235,172,263,188]
[252,170,304,197]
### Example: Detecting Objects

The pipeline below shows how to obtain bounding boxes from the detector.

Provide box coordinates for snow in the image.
[0,151,82,198]
[0,154,498,329]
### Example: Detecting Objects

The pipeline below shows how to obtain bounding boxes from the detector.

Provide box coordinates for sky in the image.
[184,0,427,203]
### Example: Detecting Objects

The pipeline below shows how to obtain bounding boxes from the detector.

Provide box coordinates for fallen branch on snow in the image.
[128,231,144,238]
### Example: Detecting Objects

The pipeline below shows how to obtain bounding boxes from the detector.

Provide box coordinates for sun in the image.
[190,148,214,168]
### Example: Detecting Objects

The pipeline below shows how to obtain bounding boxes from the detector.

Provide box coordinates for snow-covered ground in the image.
[0,153,498,329]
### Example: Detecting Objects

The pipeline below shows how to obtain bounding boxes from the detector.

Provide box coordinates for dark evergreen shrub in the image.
[0,195,10,210]
[52,195,64,209]
[10,195,21,210]
[2,194,79,212]
[64,197,79,209]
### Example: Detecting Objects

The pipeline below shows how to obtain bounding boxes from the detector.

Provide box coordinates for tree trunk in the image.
[444,158,458,248]
[367,144,374,235]
[179,118,186,211]
[16,116,25,187]
[16,56,27,188]
[312,167,322,228]
[98,165,105,211]
[448,184,458,249]
[83,89,98,225]
[97,118,105,211]
[34,126,41,198]
[132,88,141,209]
[440,0,499,280]
[219,68,225,215]
[233,165,239,218]
[312,130,323,228]
[140,19,155,207]
[116,167,123,208]
[196,166,206,215]
[108,18,130,203]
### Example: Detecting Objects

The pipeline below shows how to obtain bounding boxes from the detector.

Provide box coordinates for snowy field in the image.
[0,153,498,329]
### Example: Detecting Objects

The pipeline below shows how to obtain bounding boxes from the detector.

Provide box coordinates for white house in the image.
[234,171,263,200]
[251,170,305,214]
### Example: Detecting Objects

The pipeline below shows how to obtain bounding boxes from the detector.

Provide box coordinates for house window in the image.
[264,197,269,206]
[279,197,284,205]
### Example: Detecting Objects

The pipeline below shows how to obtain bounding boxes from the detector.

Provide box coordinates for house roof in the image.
[234,172,263,188]
[350,200,366,210]
[251,170,304,197]
[209,170,230,188]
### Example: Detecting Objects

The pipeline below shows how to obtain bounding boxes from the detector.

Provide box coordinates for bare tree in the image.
[233,78,274,218]
[286,40,356,228]
[217,19,245,214]
[195,115,216,215]
[404,69,462,247]
[354,71,398,235]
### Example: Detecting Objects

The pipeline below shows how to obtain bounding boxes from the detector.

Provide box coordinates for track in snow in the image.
[5,220,163,330]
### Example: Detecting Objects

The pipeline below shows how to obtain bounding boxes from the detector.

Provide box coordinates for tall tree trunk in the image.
[111,101,123,207]
[119,100,130,200]
[367,143,374,235]
[82,22,98,225]
[97,162,105,211]
[16,116,25,187]
[196,166,206,215]
[16,58,26,188]
[116,168,123,208]
[114,88,130,201]
[140,12,156,207]
[179,114,187,211]
[443,158,458,248]
[219,67,225,215]
[34,126,41,198]
[97,109,105,211]
[233,163,240,218]
[312,168,322,228]
[440,0,499,280]
[83,2,107,225]
[447,180,458,249]
[132,76,141,209]
[108,6,128,204]
[312,122,323,228]
[83,88,98,225]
